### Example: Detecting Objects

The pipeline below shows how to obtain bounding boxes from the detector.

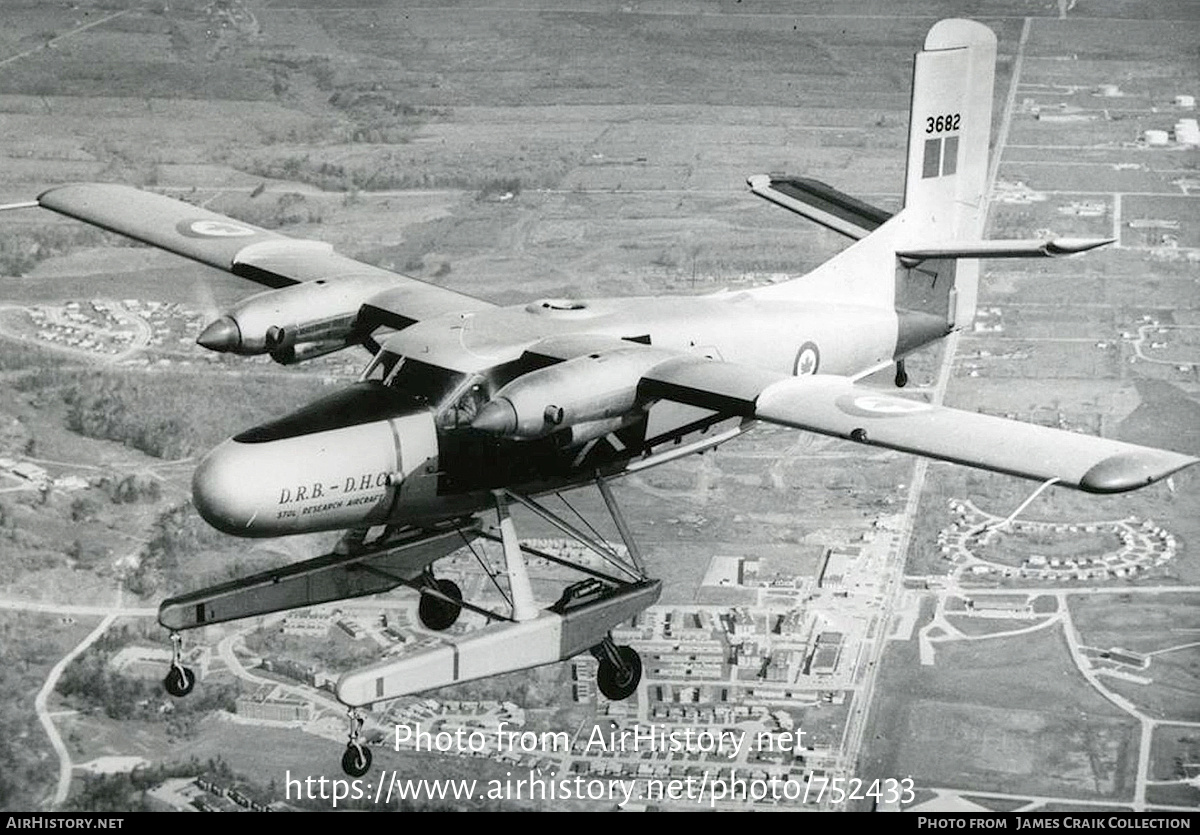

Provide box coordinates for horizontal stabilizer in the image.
[897,237,1113,266]
[747,174,892,240]
[640,358,1197,494]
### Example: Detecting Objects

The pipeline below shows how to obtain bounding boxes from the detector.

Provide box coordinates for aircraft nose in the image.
[190,391,440,538]
[192,439,261,535]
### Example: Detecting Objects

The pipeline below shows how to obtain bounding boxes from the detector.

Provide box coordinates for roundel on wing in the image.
[835,393,933,418]
[793,341,820,376]
[176,219,257,238]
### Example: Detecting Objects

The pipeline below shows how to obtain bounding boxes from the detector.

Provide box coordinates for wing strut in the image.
[597,476,647,576]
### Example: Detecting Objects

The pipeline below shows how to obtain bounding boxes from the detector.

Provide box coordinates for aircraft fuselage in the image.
[193,293,910,537]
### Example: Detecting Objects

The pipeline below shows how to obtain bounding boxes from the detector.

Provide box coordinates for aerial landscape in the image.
[0,0,1198,814]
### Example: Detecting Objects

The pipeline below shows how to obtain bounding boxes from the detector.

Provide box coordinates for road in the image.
[0,597,156,618]
[839,14,1033,786]
[0,10,130,70]
[36,613,117,808]
[0,594,153,809]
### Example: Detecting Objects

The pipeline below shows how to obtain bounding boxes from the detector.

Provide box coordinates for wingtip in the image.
[924,19,997,52]
[1044,237,1116,256]
[1079,450,1199,494]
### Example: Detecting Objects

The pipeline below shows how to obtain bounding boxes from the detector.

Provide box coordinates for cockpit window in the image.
[362,349,560,431]
[385,357,467,411]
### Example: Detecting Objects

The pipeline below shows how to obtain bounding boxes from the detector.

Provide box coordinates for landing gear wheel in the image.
[597,645,642,701]
[894,361,909,388]
[418,579,463,631]
[341,744,372,778]
[163,666,195,697]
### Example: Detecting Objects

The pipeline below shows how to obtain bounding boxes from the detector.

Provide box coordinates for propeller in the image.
[193,277,239,352]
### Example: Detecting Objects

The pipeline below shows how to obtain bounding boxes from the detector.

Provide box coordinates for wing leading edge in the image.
[37,183,493,320]
[640,360,1197,494]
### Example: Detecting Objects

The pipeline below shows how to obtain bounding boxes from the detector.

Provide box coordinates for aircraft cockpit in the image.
[361,350,489,430]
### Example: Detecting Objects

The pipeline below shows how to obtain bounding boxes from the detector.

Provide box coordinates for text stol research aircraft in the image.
[9,19,1197,777]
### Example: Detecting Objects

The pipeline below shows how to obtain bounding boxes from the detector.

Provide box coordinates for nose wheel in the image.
[341,745,372,778]
[342,708,372,777]
[894,359,908,388]
[164,665,195,697]
[593,637,642,701]
[163,633,196,697]
[417,575,463,631]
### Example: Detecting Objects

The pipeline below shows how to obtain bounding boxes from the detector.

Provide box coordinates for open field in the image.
[1070,593,1200,722]
[944,616,1049,637]
[1151,726,1200,780]
[865,620,1138,799]
[1071,593,1200,655]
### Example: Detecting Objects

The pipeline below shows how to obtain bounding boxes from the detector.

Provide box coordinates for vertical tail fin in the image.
[749,19,998,334]
[899,20,997,332]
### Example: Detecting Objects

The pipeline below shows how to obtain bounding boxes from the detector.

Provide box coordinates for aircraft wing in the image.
[36,183,492,318]
[640,359,1197,493]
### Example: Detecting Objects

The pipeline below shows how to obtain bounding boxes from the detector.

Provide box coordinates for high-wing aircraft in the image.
[9,19,1196,777]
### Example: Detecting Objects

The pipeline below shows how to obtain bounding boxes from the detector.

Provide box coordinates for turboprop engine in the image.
[471,347,681,440]
[196,274,399,363]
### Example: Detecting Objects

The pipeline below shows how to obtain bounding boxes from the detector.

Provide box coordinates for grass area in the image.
[944,616,1050,637]
[1070,593,1200,656]
[861,600,1138,800]
[975,528,1121,567]
[1145,783,1200,807]
[1149,725,1200,782]
[960,794,1033,812]
[1100,648,1200,723]
[242,623,385,677]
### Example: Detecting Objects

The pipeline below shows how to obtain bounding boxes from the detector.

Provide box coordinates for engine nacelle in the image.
[269,340,352,365]
[196,275,399,358]
[471,347,678,440]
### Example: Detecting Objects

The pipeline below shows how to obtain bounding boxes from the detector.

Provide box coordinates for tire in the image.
[163,666,195,698]
[418,579,463,631]
[597,646,642,701]
[342,744,372,778]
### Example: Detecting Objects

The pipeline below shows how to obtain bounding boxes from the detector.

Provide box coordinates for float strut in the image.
[492,490,539,622]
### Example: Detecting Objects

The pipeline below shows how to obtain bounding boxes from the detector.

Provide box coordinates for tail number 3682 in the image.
[926,113,961,133]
